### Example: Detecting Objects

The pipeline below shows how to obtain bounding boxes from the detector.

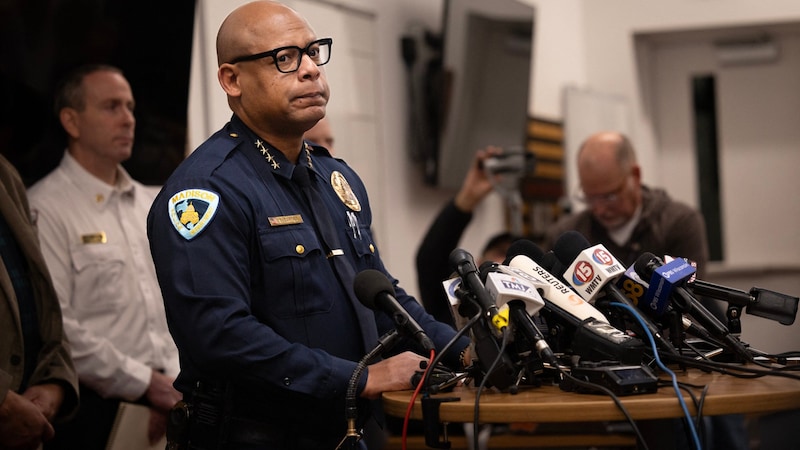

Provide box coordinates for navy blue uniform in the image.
[147,115,466,446]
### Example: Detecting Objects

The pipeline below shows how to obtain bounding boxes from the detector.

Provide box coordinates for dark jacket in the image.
[415,200,472,328]
[543,185,709,278]
[0,154,78,419]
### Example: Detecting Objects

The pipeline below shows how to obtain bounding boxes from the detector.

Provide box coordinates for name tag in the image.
[268,215,303,226]
[81,232,107,244]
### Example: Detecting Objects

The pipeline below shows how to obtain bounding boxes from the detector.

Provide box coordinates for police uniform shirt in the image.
[147,115,465,426]
[27,151,179,400]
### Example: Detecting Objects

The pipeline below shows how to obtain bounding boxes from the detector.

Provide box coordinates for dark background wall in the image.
[0,0,196,186]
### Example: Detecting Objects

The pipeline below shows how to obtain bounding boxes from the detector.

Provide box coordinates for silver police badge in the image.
[167,188,220,240]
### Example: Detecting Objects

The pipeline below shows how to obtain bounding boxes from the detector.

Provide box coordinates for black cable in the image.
[694,384,710,433]
[559,370,650,450]
[682,340,714,360]
[342,329,401,449]
[667,380,707,445]
[666,353,800,381]
[472,326,512,450]
[421,306,479,395]
[345,329,400,418]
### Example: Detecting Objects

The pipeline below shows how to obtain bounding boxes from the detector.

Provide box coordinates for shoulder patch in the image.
[167,189,220,240]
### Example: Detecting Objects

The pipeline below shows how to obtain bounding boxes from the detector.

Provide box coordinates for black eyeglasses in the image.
[227,38,333,73]
[574,174,631,207]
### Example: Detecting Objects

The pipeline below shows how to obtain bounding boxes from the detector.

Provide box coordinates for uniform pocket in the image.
[258,224,334,318]
[345,223,377,260]
[70,243,127,312]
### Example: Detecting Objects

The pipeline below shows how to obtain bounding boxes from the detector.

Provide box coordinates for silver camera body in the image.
[482,147,536,186]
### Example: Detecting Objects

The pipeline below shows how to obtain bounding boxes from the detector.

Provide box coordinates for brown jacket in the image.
[544,185,709,278]
[0,154,78,418]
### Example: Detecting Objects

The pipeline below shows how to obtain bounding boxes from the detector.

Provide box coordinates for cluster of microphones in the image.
[352,230,799,397]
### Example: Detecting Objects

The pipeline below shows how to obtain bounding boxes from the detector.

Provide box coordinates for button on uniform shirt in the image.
[27,151,179,400]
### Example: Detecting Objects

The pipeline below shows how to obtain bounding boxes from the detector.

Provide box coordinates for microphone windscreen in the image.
[353,269,395,310]
[633,252,661,279]
[503,239,544,265]
[448,248,474,271]
[478,260,498,282]
[553,230,591,266]
[539,252,559,271]
[540,252,569,283]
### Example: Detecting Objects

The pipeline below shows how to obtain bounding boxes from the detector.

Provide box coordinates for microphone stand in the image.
[337,329,401,450]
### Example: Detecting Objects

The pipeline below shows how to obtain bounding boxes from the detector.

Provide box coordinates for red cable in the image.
[401,349,436,450]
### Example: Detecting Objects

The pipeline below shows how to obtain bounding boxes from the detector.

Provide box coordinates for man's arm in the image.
[415,201,472,327]
[453,146,500,214]
[415,147,500,326]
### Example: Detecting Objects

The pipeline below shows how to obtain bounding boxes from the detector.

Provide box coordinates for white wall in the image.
[529,0,800,187]
[647,29,800,268]
[526,0,586,120]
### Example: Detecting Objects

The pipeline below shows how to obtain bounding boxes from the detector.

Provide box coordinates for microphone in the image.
[639,256,697,317]
[445,266,518,391]
[449,248,508,331]
[480,263,559,370]
[616,259,723,348]
[505,300,560,368]
[539,251,569,284]
[480,261,545,317]
[616,263,651,310]
[553,231,626,303]
[504,240,609,324]
[553,231,679,357]
[686,279,798,326]
[504,240,646,365]
[633,253,752,362]
[353,269,435,352]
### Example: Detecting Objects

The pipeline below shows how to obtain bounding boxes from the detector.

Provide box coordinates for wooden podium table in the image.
[383,368,800,424]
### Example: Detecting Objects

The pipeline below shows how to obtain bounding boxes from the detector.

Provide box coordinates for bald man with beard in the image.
[147,2,469,449]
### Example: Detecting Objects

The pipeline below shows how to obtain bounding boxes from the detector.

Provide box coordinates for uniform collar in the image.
[229,115,316,181]
[61,151,136,210]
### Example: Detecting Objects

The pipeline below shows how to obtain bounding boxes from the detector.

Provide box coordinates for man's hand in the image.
[22,383,64,422]
[454,146,503,213]
[0,390,54,450]
[144,370,182,413]
[144,370,181,445]
[360,351,428,400]
[147,408,168,445]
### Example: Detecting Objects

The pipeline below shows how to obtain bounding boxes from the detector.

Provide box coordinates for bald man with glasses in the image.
[544,131,709,277]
